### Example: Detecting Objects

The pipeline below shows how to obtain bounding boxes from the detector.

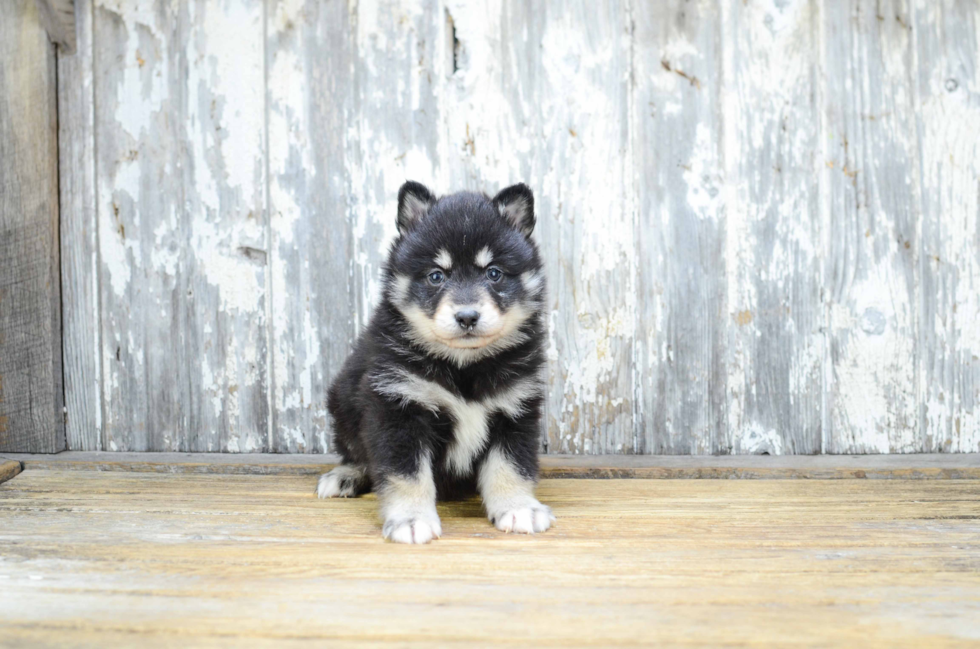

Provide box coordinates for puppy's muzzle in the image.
[454,309,480,330]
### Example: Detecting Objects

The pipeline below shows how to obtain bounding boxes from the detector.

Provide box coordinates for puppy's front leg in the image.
[378,452,441,544]
[478,446,554,534]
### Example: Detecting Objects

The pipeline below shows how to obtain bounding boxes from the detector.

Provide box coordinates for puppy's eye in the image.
[427,270,445,285]
[486,267,503,282]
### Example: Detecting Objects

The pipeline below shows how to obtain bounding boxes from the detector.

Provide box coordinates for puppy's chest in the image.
[375,369,537,476]
[429,383,520,476]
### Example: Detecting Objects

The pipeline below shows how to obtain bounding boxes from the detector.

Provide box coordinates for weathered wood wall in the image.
[58,0,980,454]
[0,0,65,453]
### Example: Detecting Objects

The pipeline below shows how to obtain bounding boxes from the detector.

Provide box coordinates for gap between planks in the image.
[0,452,978,479]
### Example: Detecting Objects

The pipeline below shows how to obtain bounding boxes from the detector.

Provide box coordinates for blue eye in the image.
[486,267,503,282]
[428,270,445,285]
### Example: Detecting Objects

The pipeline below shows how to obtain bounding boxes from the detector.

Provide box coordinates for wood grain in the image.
[0,460,22,484]
[528,1,635,455]
[0,0,65,453]
[57,0,980,454]
[35,0,77,53]
[181,0,269,453]
[94,0,269,452]
[914,1,980,453]
[722,0,823,454]
[59,0,102,451]
[633,0,727,454]
[822,0,920,453]
[440,1,636,454]
[266,0,354,453]
[1,470,979,646]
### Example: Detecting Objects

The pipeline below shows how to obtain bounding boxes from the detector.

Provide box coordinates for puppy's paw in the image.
[315,465,365,499]
[383,514,442,544]
[491,502,555,534]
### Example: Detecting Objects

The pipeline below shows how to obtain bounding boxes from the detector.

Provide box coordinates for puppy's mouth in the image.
[433,331,501,349]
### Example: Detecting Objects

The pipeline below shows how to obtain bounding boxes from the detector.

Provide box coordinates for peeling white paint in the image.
[72,0,980,455]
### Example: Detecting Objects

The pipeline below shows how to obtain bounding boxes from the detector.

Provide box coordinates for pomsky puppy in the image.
[316,181,553,544]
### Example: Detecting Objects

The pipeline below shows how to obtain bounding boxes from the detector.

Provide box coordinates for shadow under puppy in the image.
[316,181,554,544]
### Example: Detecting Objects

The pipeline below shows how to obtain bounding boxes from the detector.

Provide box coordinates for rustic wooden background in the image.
[0,0,64,453]
[43,0,979,454]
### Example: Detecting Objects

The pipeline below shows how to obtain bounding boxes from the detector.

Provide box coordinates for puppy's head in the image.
[384,181,545,364]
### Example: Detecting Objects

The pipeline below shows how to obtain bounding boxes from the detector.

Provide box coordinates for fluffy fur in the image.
[316,181,554,543]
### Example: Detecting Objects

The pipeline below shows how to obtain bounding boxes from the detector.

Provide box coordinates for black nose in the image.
[455,309,480,329]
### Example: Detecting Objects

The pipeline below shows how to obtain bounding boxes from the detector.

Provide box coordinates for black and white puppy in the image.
[316,181,553,544]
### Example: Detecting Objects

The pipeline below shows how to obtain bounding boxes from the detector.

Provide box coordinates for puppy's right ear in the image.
[397,181,436,234]
[492,183,535,237]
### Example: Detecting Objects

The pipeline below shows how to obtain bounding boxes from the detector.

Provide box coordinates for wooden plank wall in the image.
[0,0,65,453]
[59,0,980,454]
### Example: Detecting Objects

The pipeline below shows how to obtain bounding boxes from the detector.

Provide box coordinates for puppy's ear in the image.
[492,183,535,237]
[397,181,436,234]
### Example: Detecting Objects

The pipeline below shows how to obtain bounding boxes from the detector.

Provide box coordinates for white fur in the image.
[372,370,542,475]
[497,196,532,235]
[478,447,554,534]
[399,193,432,230]
[521,271,544,296]
[378,456,442,543]
[316,465,366,498]
[434,249,453,270]
[389,274,411,305]
[475,246,494,267]
[432,297,502,340]
[379,453,441,544]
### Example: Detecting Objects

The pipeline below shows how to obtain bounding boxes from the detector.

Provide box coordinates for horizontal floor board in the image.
[0,451,978,479]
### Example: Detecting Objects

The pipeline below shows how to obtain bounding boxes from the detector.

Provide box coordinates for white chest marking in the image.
[372,370,540,475]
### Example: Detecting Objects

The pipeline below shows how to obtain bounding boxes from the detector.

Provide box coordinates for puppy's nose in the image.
[455,309,480,329]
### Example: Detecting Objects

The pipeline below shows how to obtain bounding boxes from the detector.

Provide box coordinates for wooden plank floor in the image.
[1,470,979,647]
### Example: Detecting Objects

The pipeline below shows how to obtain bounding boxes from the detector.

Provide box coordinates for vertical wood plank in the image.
[914,0,980,452]
[95,0,268,451]
[59,0,103,450]
[0,0,65,453]
[182,0,268,452]
[444,0,636,454]
[92,0,155,451]
[821,0,920,453]
[439,0,537,191]
[721,0,823,454]
[536,0,635,454]
[267,0,355,453]
[347,0,445,339]
[633,0,727,454]
[437,0,542,444]
[268,0,444,453]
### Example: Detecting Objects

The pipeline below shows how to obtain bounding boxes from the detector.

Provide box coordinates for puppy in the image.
[316,181,553,544]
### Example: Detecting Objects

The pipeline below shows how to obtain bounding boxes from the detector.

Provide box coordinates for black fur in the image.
[326,182,546,501]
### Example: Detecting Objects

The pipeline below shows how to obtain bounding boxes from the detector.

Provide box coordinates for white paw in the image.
[491,502,555,534]
[315,466,364,499]
[383,514,442,544]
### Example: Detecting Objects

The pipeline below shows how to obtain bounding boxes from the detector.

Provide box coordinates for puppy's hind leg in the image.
[316,464,371,498]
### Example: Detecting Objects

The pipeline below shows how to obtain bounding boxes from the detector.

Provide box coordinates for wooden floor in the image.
[1,468,979,647]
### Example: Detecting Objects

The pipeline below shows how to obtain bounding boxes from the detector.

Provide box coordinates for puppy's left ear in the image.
[492,183,535,237]
[397,181,436,234]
